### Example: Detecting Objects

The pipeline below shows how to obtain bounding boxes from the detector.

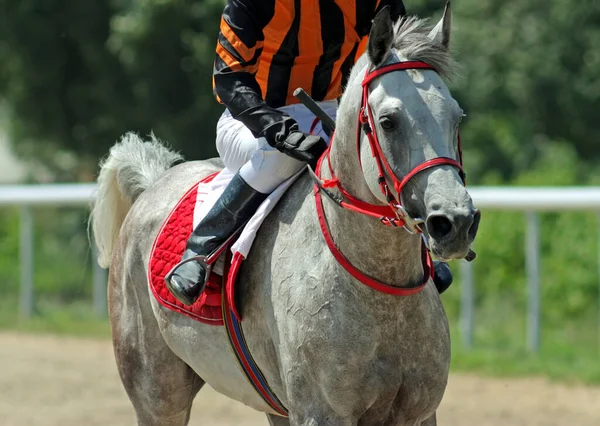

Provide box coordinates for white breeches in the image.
[215,101,338,194]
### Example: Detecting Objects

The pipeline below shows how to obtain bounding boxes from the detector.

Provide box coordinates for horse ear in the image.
[428,1,452,49]
[368,6,394,67]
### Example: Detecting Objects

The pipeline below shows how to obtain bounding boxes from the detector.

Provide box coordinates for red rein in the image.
[314,61,465,296]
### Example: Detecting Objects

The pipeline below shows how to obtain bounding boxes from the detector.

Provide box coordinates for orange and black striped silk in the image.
[213,0,405,141]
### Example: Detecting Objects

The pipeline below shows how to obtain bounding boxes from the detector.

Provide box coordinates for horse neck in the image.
[323,128,425,288]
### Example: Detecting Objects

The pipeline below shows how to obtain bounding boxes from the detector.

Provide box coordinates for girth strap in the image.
[222,252,289,417]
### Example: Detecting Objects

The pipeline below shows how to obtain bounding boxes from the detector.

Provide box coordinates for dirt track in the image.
[1,332,598,426]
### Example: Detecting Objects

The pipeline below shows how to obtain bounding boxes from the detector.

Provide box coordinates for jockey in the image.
[167,0,453,306]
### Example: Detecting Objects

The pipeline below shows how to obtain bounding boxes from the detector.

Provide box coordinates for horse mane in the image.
[336,15,459,144]
[348,16,458,86]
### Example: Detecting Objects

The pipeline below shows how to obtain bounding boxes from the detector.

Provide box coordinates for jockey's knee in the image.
[239,147,304,194]
[215,111,260,172]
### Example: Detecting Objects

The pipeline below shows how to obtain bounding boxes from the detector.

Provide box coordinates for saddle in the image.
[148,171,228,324]
[148,167,302,325]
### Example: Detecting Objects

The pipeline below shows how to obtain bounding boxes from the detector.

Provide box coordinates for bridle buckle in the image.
[393,204,424,234]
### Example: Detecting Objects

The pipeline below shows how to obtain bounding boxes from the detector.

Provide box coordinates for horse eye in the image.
[380,117,396,132]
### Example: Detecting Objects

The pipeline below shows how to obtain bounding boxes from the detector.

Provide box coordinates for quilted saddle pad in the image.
[148,172,226,326]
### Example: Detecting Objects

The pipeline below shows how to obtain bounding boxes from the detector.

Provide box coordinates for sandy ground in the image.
[0,332,599,426]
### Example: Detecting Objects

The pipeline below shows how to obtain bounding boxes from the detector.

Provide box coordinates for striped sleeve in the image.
[212,0,268,117]
[214,10,264,77]
[212,0,300,144]
[355,36,369,62]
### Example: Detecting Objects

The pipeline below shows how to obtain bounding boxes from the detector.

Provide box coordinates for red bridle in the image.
[317,60,465,234]
[312,60,467,296]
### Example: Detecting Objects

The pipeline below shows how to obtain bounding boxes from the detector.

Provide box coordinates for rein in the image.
[315,155,434,296]
[313,60,465,296]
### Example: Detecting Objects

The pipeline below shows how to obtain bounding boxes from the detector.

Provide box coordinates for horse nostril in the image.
[426,214,454,240]
[468,209,481,241]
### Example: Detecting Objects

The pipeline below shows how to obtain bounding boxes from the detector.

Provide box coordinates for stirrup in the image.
[163,225,246,289]
[164,254,213,290]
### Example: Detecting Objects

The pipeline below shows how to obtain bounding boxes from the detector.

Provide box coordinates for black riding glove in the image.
[279,131,328,167]
[271,130,328,169]
[261,121,328,169]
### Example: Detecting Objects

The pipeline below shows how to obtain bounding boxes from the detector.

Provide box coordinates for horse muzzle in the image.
[425,208,481,260]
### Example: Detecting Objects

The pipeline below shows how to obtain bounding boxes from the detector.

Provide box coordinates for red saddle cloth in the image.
[148,172,229,326]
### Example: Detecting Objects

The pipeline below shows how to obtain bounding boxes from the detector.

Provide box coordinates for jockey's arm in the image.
[212,0,300,150]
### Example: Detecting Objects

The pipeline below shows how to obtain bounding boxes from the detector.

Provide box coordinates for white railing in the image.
[1,184,600,352]
[0,184,102,318]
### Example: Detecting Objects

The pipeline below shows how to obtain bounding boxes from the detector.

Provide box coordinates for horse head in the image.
[331,3,480,262]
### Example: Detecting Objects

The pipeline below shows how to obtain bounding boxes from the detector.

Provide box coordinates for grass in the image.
[447,311,600,386]
[449,329,600,386]
[1,297,599,386]
[0,297,111,339]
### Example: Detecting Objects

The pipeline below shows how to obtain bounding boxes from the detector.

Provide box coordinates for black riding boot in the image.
[166,173,267,305]
[433,261,453,294]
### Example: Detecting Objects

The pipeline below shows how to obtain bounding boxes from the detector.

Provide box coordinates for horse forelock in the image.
[392,16,458,82]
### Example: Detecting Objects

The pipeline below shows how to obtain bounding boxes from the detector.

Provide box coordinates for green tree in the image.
[451,0,600,182]
[405,0,600,183]
[0,0,224,179]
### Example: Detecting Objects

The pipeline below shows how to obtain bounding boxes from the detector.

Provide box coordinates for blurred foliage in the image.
[407,0,600,182]
[0,207,94,306]
[442,142,599,328]
[0,0,224,179]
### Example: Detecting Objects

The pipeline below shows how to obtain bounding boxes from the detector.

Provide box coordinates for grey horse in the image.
[91,5,479,425]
